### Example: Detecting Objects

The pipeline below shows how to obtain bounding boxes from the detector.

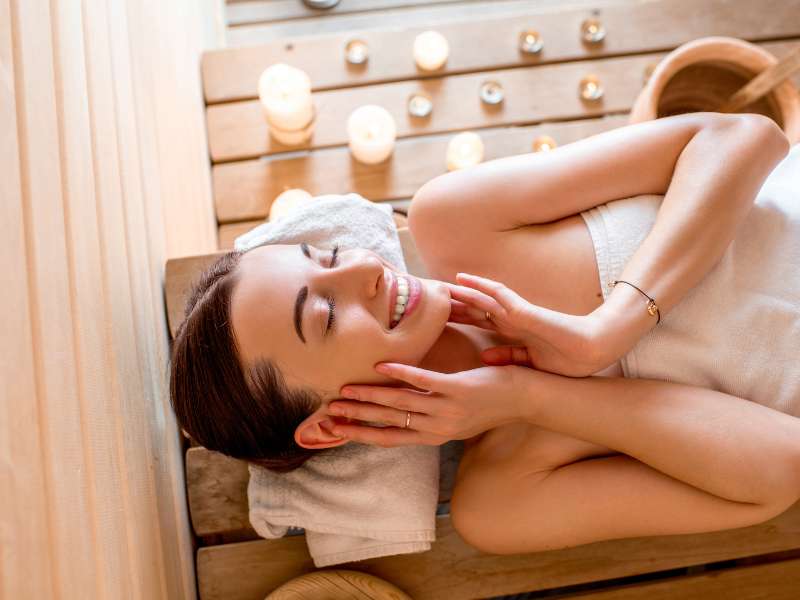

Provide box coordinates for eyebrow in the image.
[294,243,313,344]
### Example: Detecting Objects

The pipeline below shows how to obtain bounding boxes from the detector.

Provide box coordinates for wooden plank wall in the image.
[1,0,223,598]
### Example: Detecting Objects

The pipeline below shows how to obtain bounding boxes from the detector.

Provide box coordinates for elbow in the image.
[732,113,791,161]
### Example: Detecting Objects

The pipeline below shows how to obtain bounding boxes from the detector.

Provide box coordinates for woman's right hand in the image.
[445,272,614,377]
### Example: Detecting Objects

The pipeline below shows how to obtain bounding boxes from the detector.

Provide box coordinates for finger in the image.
[328,400,430,431]
[372,362,451,393]
[481,345,532,366]
[450,299,489,322]
[339,383,431,412]
[456,272,526,310]
[443,280,504,316]
[330,421,421,448]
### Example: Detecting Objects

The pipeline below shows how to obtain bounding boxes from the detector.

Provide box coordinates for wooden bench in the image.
[171,0,800,597]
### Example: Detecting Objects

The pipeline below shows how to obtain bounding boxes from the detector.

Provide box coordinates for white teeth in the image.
[392,276,411,327]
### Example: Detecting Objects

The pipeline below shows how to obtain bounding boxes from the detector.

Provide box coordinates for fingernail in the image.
[328,404,343,415]
[341,388,357,399]
[375,363,390,374]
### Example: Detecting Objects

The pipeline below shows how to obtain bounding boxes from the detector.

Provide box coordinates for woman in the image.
[170,111,800,554]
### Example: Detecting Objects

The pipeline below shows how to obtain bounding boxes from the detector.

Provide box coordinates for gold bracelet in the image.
[610,280,661,325]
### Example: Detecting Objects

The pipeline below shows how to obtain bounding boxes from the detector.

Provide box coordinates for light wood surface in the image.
[225,0,579,48]
[212,114,628,223]
[205,39,800,163]
[205,0,800,104]
[196,502,800,600]
[227,0,479,27]
[557,556,800,599]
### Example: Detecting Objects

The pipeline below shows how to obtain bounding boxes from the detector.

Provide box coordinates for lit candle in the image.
[347,105,397,165]
[269,188,314,221]
[258,63,314,131]
[413,30,449,70]
[446,132,484,171]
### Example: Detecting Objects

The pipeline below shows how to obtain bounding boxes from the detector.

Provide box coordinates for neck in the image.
[418,323,503,374]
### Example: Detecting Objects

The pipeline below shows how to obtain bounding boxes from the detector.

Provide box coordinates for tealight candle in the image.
[269,188,314,221]
[446,131,484,171]
[413,30,449,70]
[347,105,397,164]
[258,63,314,131]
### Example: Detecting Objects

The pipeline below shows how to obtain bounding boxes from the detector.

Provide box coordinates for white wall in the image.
[1,0,223,597]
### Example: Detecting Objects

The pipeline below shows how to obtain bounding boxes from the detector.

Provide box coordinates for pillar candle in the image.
[347,105,397,165]
[258,63,314,131]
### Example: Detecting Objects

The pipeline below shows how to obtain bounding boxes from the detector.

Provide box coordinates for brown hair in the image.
[168,249,324,473]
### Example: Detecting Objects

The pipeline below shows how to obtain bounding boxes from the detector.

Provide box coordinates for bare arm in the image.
[411,113,790,367]
[452,369,800,555]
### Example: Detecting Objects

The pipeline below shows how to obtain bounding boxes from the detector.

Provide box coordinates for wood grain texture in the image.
[205,0,800,104]
[205,39,800,163]
[227,0,480,27]
[557,556,800,599]
[212,114,628,223]
[264,569,413,600]
[197,502,800,600]
[2,0,220,598]
[225,0,579,49]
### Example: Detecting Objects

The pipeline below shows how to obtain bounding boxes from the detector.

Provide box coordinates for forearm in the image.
[596,115,790,345]
[516,369,800,505]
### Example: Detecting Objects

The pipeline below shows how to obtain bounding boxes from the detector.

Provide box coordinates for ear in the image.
[294,414,348,450]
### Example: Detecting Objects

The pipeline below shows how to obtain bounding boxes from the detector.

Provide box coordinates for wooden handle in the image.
[717,47,800,113]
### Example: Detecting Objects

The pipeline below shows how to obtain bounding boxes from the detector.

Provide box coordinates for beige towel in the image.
[234,193,441,568]
[581,142,800,416]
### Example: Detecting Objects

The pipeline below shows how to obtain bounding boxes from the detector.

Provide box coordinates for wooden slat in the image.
[165,251,227,339]
[197,502,800,600]
[558,557,800,599]
[204,0,800,104]
[187,447,256,537]
[205,39,800,163]
[227,0,482,26]
[225,0,576,49]
[213,114,628,223]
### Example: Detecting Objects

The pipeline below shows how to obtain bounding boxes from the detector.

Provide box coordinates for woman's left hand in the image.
[325,362,530,447]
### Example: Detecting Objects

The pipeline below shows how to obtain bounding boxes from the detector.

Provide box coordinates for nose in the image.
[316,248,384,298]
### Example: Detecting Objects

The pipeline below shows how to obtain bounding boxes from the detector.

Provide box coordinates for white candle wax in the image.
[413,30,449,71]
[269,188,314,221]
[258,63,314,131]
[347,105,397,165]
[446,131,484,171]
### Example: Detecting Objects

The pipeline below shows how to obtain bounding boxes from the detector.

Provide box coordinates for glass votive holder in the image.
[480,80,504,105]
[519,29,544,54]
[579,75,604,101]
[408,92,433,118]
[581,18,606,43]
[446,131,484,171]
[532,135,557,152]
[345,39,369,65]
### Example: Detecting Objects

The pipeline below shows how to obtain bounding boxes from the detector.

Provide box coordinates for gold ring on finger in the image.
[485,311,492,321]
[404,411,412,429]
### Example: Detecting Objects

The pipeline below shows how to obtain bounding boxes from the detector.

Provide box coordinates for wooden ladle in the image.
[717,46,800,113]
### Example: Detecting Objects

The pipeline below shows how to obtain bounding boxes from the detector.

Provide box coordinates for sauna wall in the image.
[1,0,222,598]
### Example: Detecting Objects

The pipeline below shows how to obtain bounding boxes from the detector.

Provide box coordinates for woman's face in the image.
[229,243,452,446]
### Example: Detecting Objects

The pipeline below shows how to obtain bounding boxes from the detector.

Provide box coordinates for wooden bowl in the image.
[264,569,413,599]
[630,36,800,143]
